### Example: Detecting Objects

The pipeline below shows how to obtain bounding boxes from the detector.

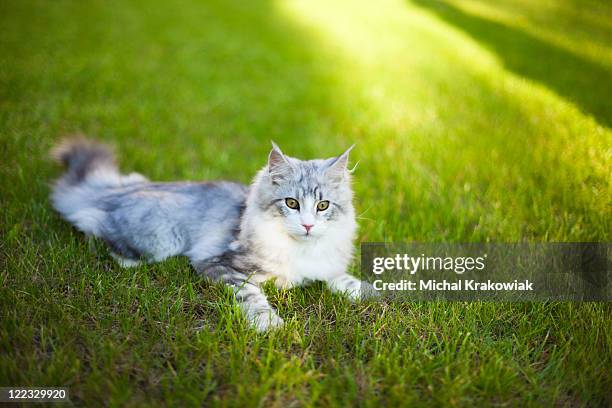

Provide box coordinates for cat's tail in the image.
[50,137,126,236]
[51,137,118,186]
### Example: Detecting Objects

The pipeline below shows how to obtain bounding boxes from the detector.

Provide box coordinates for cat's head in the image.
[250,143,356,241]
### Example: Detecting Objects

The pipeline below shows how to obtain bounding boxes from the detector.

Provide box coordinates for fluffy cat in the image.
[51,137,372,331]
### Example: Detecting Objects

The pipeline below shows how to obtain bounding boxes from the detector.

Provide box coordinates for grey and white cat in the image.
[51,138,372,331]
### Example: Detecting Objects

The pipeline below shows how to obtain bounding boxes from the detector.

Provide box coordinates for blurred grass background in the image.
[1,0,611,405]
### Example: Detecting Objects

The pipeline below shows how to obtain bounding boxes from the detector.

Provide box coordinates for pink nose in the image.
[302,224,313,233]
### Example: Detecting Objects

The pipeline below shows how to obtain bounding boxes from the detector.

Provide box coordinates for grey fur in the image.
[51,138,367,331]
[51,139,247,264]
[51,137,116,184]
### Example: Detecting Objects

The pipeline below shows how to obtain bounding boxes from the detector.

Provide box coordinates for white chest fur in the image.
[247,215,356,288]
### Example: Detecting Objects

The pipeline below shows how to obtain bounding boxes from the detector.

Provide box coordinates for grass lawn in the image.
[1,0,611,405]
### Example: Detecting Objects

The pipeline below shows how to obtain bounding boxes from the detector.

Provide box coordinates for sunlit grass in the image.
[1,0,611,405]
[453,0,612,66]
[283,0,611,241]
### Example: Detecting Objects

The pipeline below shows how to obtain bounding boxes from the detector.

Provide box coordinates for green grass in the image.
[1,0,611,405]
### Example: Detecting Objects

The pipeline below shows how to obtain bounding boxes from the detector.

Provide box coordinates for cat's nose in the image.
[302,224,313,233]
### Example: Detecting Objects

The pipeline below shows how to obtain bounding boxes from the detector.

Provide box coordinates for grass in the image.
[1,0,611,405]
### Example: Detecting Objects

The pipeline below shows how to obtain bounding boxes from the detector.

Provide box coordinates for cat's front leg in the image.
[194,261,283,332]
[327,273,378,301]
[233,280,284,332]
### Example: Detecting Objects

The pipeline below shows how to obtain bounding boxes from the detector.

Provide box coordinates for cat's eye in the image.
[285,198,300,210]
[317,201,330,211]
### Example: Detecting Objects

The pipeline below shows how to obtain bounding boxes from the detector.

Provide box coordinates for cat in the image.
[51,137,373,331]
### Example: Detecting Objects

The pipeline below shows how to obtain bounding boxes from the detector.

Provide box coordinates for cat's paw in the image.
[344,281,380,302]
[110,252,141,268]
[358,280,381,300]
[248,310,284,332]
[328,274,381,301]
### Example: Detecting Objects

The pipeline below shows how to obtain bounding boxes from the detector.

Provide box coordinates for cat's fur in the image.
[51,137,371,331]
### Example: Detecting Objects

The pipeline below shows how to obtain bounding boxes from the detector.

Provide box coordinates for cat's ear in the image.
[324,144,354,183]
[268,142,293,183]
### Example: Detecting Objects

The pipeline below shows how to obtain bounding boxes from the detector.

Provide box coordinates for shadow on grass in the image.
[411,0,612,128]
[1,0,351,183]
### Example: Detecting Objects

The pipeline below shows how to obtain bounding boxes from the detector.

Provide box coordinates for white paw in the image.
[344,281,380,301]
[120,172,148,185]
[247,310,284,332]
[329,275,381,301]
[359,280,381,300]
[110,252,141,268]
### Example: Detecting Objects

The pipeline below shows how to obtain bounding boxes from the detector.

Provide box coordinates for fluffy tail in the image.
[51,137,117,185]
[50,137,121,236]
